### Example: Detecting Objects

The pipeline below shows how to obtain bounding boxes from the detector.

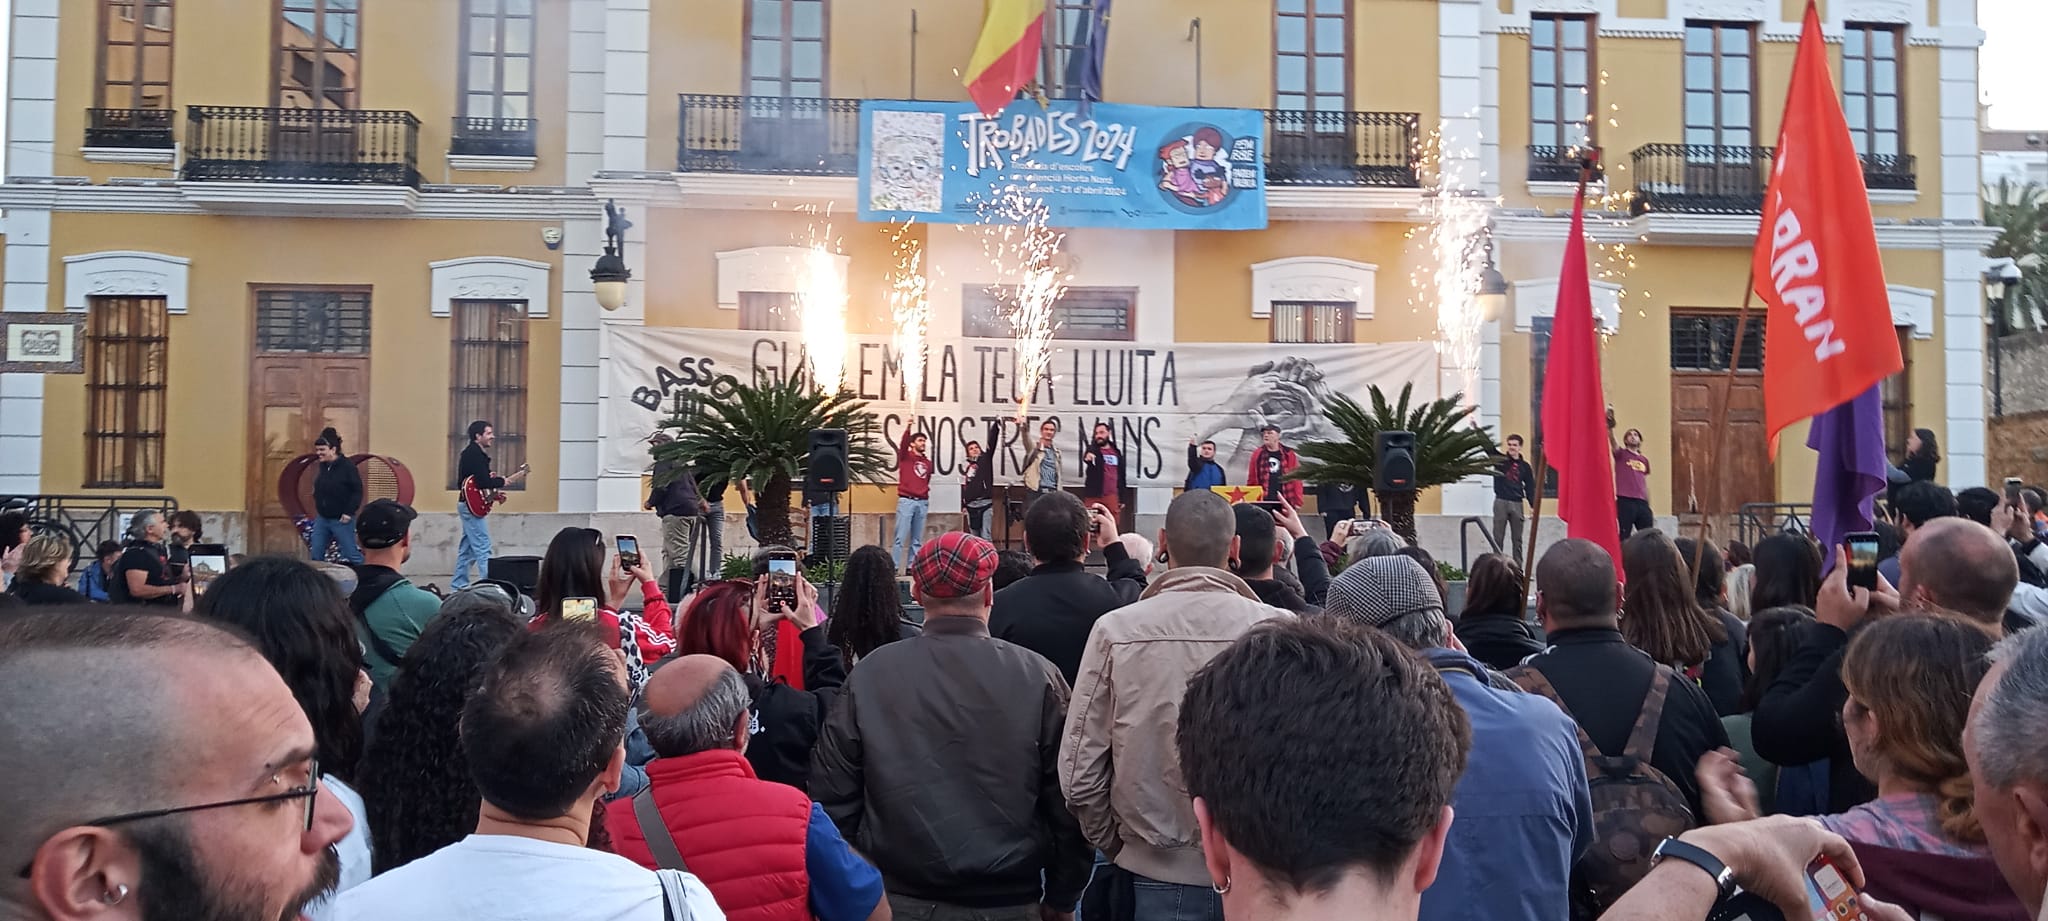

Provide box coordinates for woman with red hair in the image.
[675,575,845,791]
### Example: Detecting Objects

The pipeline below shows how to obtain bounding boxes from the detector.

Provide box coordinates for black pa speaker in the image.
[1375,431,1417,492]
[804,429,849,503]
[486,555,542,596]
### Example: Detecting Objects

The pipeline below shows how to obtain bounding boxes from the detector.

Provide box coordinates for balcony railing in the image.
[1263,109,1421,187]
[183,106,422,186]
[1861,152,1916,191]
[450,116,537,158]
[678,94,860,175]
[1526,144,1602,183]
[1628,143,1776,215]
[85,108,176,149]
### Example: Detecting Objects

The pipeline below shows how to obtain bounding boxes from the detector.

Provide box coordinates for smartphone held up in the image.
[766,549,799,610]
[1843,531,1880,593]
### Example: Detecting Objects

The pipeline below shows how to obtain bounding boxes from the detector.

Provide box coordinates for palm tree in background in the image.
[1985,178,2048,330]
[652,371,889,551]
[1293,383,1497,543]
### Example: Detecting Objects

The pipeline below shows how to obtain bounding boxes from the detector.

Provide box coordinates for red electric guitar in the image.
[462,463,530,517]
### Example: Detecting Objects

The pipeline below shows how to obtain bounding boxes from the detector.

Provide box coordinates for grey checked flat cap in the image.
[1326,555,1444,628]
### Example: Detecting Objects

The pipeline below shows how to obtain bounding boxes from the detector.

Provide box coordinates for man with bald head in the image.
[605,655,886,921]
[1513,539,1730,818]
[1896,516,2020,626]
[1060,490,1291,920]
[1,608,353,921]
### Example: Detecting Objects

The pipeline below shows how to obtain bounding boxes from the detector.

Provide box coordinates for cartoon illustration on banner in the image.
[604,328,1437,486]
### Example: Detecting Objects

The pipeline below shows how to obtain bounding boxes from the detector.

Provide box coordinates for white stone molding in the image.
[1677,0,1767,21]
[81,147,175,166]
[62,250,190,314]
[1249,257,1378,319]
[447,154,539,172]
[429,256,553,318]
[715,245,849,308]
[1839,0,1913,23]
[1887,285,1935,340]
[1512,276,1622,333]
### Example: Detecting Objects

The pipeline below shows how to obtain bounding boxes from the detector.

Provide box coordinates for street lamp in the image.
[1477,232,1509,322]
[1986,259,2023,417]
[591,199,633,311]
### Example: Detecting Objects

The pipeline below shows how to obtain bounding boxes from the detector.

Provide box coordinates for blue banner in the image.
[859,99,1268,230]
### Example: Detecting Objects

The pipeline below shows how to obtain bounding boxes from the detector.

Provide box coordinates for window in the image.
[276,0,360,109]
[1842,24,1902,159]
[738,292,802,331]
[1669,313,1764,371]
[1040,0,1096,100]
[85,296,169,488]
[745,0,826,99]
[963,286,1136,341]
[1530,15,1594,151]
[1682,22,1754,150]
[97,1,174,111]
[1270,302,1354,343]
[460,0,535,121]
[448,300,529,489]
[1275,0,1348,112]
[1880,327,1911,464]
[255,289,371,353]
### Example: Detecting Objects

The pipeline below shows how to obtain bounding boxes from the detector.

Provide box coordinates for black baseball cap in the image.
[355,499,416,549]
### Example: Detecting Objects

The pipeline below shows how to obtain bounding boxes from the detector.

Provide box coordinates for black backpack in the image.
[1507,664,1697,920]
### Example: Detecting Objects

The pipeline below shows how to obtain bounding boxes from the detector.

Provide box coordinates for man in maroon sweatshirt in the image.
[892,431,933,569]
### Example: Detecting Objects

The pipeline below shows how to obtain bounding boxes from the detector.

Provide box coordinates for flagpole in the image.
[1522,150,1601,611]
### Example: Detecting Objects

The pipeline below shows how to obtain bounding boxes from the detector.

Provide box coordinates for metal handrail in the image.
[183,105,423,187]
[1263,108,1422,187]
[1459,516,1501,570]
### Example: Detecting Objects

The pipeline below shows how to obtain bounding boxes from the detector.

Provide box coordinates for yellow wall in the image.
[41,214,564,512]
[54,0,572,186]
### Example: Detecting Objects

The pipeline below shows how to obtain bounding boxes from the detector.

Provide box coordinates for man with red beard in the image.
[0,609,354,921]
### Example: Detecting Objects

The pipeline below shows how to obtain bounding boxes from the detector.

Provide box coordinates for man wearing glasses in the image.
[1,610,352,921]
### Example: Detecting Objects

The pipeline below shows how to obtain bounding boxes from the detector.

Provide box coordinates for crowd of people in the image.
[7,450,2048,921]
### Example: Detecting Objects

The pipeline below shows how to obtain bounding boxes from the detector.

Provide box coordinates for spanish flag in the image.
[963,0,1044,117]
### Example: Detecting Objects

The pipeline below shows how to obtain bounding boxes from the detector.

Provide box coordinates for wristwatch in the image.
[1651,836,1737,900]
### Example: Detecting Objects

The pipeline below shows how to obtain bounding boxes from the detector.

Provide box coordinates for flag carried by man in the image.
[1539,167,1623,567]
[963,0,1046,116]
[1755,0,1904,552]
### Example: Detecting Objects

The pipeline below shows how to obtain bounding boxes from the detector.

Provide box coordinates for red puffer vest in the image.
[605,750,813,921]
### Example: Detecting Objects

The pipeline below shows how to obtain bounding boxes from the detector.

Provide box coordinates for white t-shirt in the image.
[304,774,372,921]
[333,834,724,921]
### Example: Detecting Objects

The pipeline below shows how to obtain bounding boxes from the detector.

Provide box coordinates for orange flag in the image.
[963,0,1045,117]
[1753,1,1903,450]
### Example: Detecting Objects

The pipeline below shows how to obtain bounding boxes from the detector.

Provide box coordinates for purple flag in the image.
[1805,384,1889,562]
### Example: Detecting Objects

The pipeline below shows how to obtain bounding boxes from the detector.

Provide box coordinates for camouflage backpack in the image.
[1507,664,1697,920]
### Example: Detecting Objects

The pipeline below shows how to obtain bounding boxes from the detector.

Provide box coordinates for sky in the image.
[1980,0,2046,129]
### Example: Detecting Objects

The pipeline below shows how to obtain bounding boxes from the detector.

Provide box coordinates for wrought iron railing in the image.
[450,116,537,158]
[183,106,422,186]
[1628,143,1776,215]
[1526,144,1602,183]
[1861,152,1917,191]
[85,108,176,149]
[677,94,861,175]
[1263,109,1421,187]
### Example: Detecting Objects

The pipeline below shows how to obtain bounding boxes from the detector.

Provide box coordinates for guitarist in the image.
[454,419,527,589]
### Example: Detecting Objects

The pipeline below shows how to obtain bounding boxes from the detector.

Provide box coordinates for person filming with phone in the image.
[530,526,676,695]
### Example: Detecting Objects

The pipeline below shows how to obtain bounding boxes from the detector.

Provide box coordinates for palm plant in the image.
[1985,178,2048,330]
[651,371,888,550]
[1293,383,1497,542]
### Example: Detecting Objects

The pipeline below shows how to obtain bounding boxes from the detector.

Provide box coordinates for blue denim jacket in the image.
[1419,648,1595,921]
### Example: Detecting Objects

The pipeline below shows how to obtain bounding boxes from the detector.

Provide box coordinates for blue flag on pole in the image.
[1805,384,1890,566]
[1066,0,1111,108]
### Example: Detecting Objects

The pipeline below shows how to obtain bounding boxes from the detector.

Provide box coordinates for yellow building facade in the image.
[0,0,1995,566]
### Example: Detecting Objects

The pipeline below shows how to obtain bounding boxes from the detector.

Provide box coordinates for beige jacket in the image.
[1022,441,1059,491]
[1057,566,1292,886]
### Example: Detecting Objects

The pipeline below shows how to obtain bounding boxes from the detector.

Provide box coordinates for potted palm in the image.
[1292,383,1497,545]
[651,371,889,551]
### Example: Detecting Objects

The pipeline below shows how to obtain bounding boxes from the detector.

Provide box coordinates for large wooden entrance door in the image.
[246,288,372,554]
[1670,312,1772,517]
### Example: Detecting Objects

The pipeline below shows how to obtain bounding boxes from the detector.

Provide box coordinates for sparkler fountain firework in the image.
[887,220,932,410]
[975,188,1067,418]
[797,224,848,394]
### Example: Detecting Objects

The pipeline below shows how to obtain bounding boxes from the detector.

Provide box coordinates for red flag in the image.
[1540,182,1623,568]
[1754,1,1903,450]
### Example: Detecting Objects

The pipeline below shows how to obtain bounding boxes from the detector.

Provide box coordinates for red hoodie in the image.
[897,440,932,500]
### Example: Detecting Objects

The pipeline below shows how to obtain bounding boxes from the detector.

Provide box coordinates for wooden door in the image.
[1671,373,1771,516]
[246,287,372,554]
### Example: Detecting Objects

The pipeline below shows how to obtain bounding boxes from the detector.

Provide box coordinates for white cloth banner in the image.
[602,326,1442,487]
